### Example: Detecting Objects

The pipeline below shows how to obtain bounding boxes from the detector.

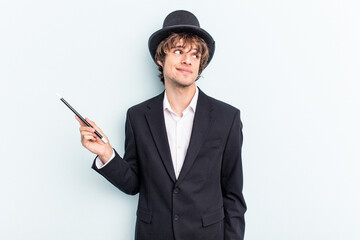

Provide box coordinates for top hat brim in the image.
[148,25,215,66]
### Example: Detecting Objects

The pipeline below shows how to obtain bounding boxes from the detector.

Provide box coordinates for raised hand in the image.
[76,116,113,163]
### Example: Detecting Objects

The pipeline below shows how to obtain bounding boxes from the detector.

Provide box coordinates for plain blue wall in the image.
[1,1,359,239]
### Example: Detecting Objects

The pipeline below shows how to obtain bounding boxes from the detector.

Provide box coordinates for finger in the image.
[80,129,96,137]
[81,133,98,146]
[79,126,95,133]
[83,135,97,141]
[85,118,106,136]
[84,118,110,145]
[75,116,87,127]
[80,130,95,137]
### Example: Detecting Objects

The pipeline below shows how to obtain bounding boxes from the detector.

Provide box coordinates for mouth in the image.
[176,68,193,74]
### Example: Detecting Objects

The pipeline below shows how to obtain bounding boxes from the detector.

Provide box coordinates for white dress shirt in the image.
[96,87,199,180]
[163,87,198,178]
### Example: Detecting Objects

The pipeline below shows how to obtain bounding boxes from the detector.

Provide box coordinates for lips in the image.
[176,68,193,74]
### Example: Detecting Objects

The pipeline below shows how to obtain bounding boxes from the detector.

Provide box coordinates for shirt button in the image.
[174,188,179,194]
[174,215,179,221]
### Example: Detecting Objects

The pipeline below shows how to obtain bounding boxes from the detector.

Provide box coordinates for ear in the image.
[157,60,163,67]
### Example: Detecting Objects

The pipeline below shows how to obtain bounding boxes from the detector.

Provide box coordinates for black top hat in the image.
[148,10,215,65]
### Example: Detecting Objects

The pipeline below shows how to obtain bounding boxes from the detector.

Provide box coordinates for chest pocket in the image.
[202,207,225,227]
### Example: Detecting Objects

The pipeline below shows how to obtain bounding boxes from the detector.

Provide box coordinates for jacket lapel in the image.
[176,89,213,185]
[145,92,177,182]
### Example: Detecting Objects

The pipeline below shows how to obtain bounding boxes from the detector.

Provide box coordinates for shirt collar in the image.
[163,87,199,114]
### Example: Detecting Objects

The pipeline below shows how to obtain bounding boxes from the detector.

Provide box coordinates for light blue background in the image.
[1,1,359,239]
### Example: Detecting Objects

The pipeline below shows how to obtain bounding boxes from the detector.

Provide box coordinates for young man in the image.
[77,10,246,240]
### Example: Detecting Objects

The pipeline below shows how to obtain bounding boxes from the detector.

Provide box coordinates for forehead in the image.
[171,38,199,50]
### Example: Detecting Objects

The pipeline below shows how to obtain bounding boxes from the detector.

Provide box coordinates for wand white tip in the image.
[56,93,62,99]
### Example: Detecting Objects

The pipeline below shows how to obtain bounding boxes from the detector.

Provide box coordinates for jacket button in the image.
[174,215,179,221]
[174,188,179,194]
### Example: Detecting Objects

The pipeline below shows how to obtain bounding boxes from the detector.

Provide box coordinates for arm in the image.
[92,110,140,195]
[221,110,247,240]
[77,111,140,195]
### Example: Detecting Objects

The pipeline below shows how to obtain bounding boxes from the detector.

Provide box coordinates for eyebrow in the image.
[171,45,200,53]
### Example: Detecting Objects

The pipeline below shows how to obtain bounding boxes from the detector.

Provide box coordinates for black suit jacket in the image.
[93,89,246,240]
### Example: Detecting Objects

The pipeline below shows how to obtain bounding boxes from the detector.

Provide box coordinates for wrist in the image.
[99,146,113,164]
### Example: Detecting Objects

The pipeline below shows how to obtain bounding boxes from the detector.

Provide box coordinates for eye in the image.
[174,50,182,54]
[192,54,200,59]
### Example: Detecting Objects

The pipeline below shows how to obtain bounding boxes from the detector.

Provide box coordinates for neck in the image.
[165,83,196,116]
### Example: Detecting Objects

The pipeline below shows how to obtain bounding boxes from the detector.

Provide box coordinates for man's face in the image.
[158,39,201,88]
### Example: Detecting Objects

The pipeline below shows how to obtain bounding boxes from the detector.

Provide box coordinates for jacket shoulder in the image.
[127,92,163,115]
[206,94,240,116]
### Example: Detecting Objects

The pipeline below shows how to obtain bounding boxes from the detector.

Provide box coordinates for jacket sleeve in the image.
[221,110,247,240]
[92,109,140,195]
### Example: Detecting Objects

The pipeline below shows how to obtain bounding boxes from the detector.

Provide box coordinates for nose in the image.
[181,53,192,65]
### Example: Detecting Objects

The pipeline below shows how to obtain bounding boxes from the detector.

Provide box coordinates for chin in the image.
[176,79,196,88]
[165,75,197,88]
